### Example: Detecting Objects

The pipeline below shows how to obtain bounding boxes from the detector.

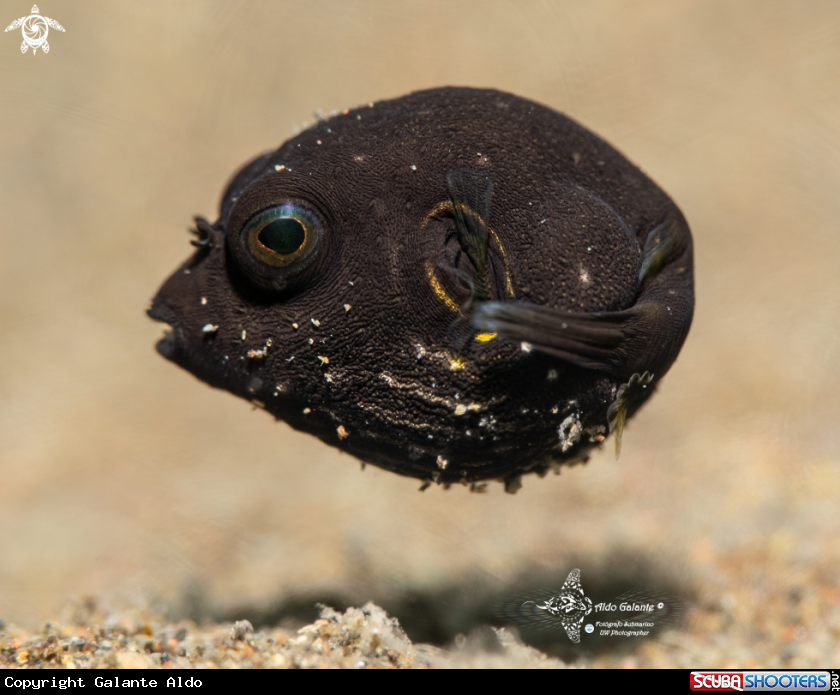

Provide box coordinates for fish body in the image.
[149,87,694,487]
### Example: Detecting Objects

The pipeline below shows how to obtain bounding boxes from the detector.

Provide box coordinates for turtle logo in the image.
[530,569,593,643]
[4,5,64,55]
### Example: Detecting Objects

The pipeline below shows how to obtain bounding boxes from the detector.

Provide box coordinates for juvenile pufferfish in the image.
[148,87,694,489]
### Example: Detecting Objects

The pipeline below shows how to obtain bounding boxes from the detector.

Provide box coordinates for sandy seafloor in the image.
[2,1,840,668]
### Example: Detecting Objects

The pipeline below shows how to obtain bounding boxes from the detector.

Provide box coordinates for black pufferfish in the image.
[148,87,694,490]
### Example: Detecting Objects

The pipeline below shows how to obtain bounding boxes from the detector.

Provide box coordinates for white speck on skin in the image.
[551,405,559,414]
[584,424,606,443]
[292,322,299,329]
[200,297,207,305]
[285,356,295,362]
[579,268,590,284]
[410,164,417,171]
[317,140,322,145]
[558,414,582,453]
[324,373,333,383]
[437,455,448,470]
[241,330,247,340]
[547,369,558,381]
[318,355,330,365]
[344,304,352,312]
[274,164,285,171]
[303,408,311,415]
[202,324,219,333]
[348,281,354,286]
[183,269,190,275]
[337,425,349,439]
[587,246,593,252]
[311,318,321,328]
[455,404,467,416]
[415,345,426,360]
[308,338,314,345]
[521,342,532,353]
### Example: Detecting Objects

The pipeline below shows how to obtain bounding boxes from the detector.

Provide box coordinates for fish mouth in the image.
[147,300,182,361]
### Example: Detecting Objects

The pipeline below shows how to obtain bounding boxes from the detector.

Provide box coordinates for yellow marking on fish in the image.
[420,201,515,312]
[474,332,497,342]
[425,261,462,315]
[487,227,515,297]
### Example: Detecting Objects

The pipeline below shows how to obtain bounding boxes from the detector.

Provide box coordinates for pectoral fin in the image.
[471,301,637,374]
[446,170,493,304]
[471,213,693,380]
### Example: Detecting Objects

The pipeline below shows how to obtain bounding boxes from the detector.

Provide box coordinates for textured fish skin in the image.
[149,87,694,486]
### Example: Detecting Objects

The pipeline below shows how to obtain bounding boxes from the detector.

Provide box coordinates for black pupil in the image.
[258,218,306,255]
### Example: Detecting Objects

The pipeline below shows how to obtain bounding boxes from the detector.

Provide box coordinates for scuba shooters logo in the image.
[690,671,834,691]
[494,568,685,643]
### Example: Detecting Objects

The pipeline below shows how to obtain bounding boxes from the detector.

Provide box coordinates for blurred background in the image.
[2,0,840,665]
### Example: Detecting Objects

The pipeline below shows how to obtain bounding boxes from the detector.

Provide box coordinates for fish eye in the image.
[228,201,324,290]
[245,203,319,266]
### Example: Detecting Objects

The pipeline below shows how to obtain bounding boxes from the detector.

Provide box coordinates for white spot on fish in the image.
[410,164,417,171]
[241,330,247,340]
[579,268,590,284]
[436,455,448,470]
[274,164,286,172]
[547,369,558,381]
[344,304,352,312]
[521,342,532,353]
[311,318,321,328]
[200,297,207,305]
[202,324,219,333]
[318,355,330,365]
[303,407,311,414]
[558,414,582,453]
[292,322,299,329]
[337,425,349,439]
